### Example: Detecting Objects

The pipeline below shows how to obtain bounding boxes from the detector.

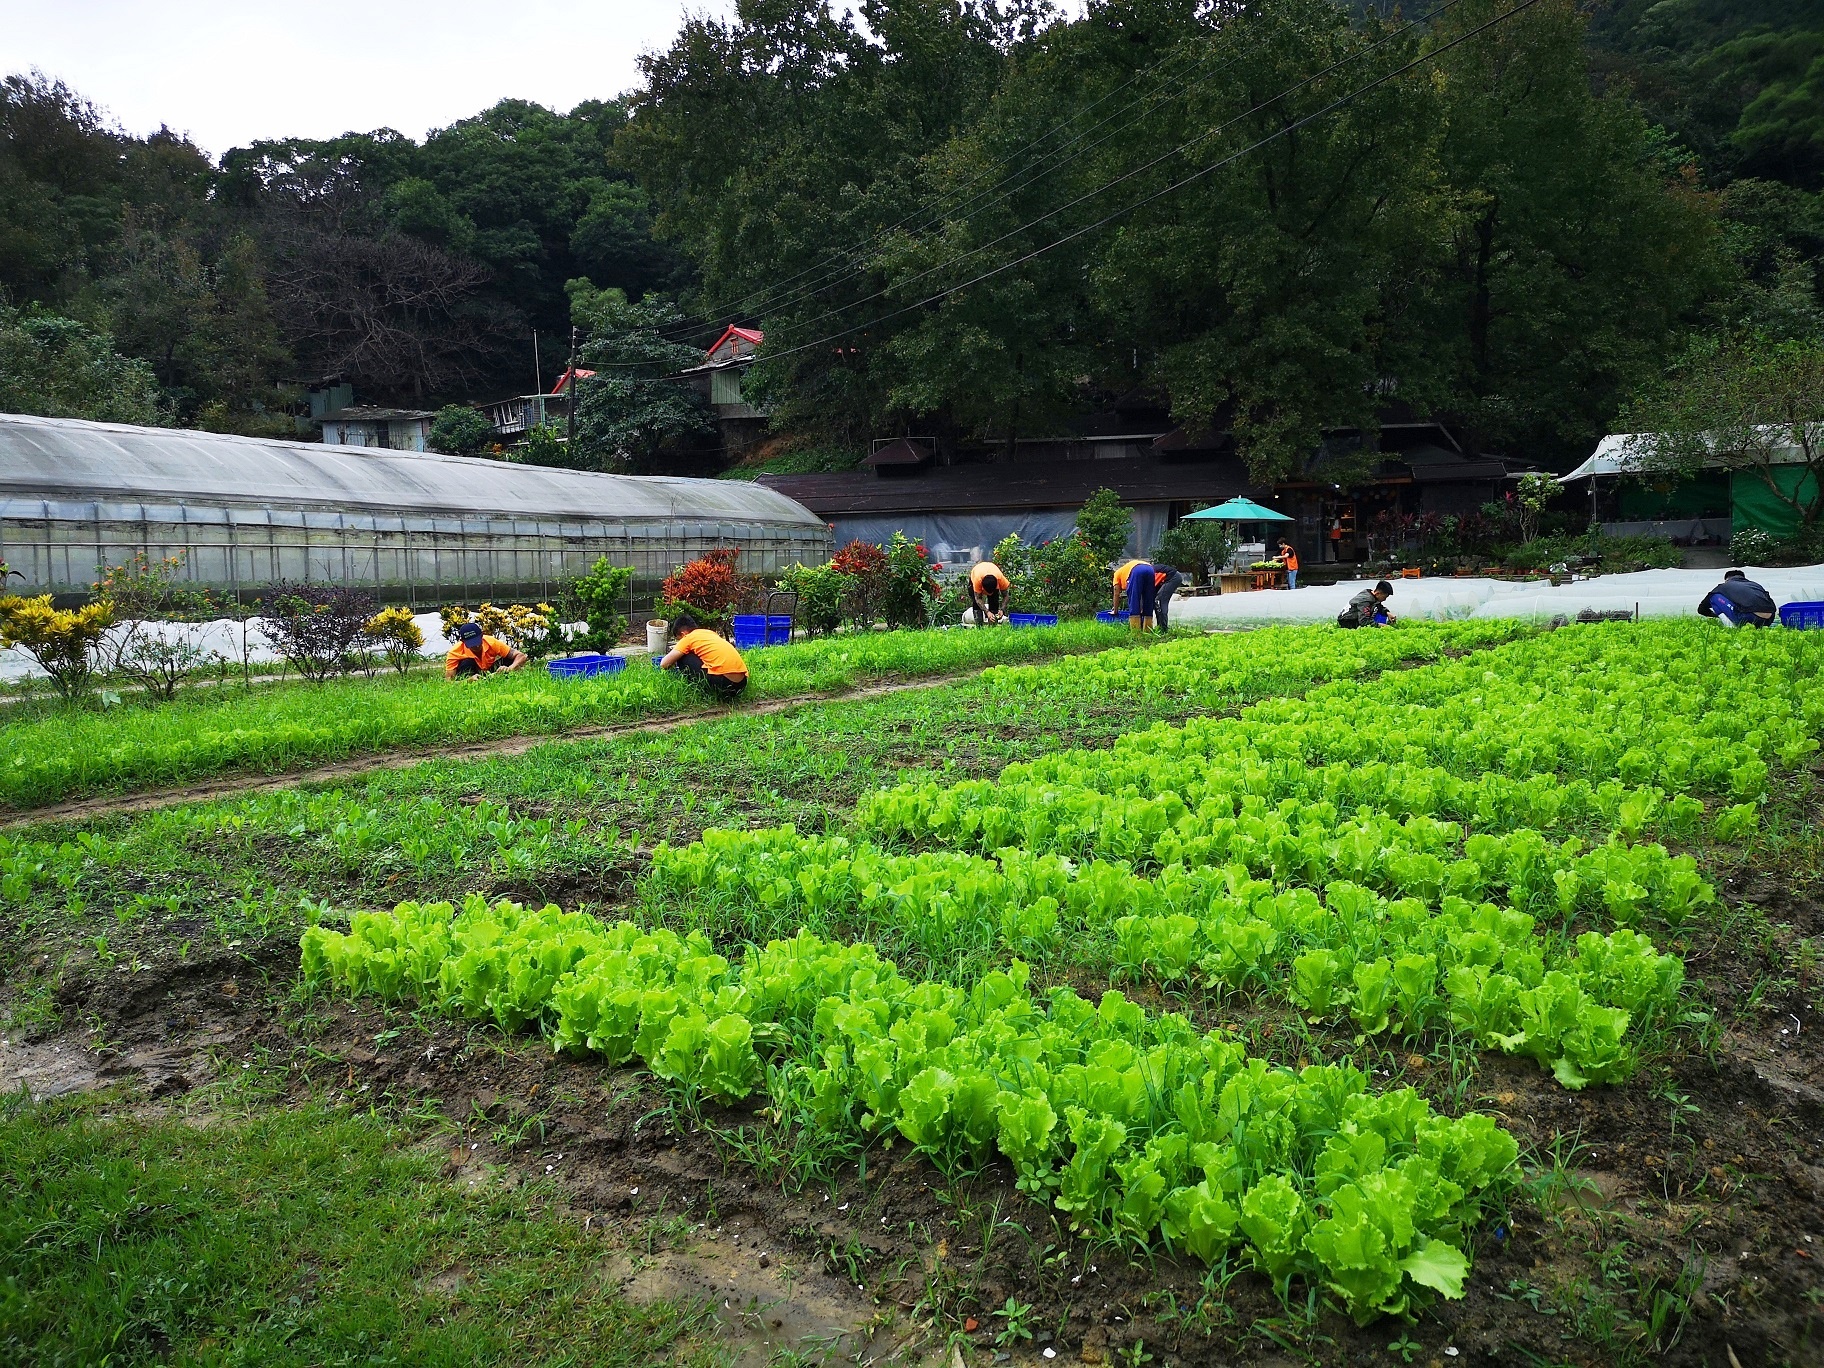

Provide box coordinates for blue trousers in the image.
[1126,564,1157,619]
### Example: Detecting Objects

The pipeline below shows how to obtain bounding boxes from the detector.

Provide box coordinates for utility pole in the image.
[566,326,579,450]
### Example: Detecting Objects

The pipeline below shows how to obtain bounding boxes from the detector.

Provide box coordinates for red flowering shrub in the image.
[831,539,890,624]
[661,548,742,616]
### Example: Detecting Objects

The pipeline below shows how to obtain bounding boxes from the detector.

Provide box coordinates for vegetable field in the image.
[3,620,1822,1366]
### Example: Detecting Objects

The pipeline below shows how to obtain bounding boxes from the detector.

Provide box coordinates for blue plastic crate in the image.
[547,653,627,679]
[1096,609,1128,624]
[1780,601,1824,629]
[732,613,767,650]
[766,614,793,645]
[1008,612,1059,628]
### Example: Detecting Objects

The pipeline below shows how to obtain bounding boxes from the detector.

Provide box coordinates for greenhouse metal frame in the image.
[0,414,831,605]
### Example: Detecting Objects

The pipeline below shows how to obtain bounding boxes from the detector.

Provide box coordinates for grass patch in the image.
[0,1088,718,1366]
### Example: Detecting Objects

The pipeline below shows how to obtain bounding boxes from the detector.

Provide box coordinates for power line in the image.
[750,0,1544,370]
[652,37,1212,339]
[762,0,1476,347]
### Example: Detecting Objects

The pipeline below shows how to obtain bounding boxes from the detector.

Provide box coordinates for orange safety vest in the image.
[970,561,1009,593]
[1281,547,1299,572]
[676,628,747,677]
[445,635,513,676]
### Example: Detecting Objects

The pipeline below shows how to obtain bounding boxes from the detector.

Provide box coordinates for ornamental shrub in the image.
[880,532,940,629]
[363,606,426,674]
[1029,531,1107,616]
[445,602,565,657]
[0,594,115,699]
[831,539,890,625]
[777,562,848,635]
[257,580,376,682]
[661,548,743,617]
[562,557,636,651]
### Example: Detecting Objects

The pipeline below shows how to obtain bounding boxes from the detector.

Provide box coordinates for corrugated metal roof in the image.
[0,413,825,528]
[1395,445,1507,484]
[759,457,1258,515]
[313,406,436,422]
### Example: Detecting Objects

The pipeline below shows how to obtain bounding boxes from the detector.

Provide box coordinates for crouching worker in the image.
[967,560,1011,625]
[659,611,749,700]
[446,620,528,678]
[1699,569,1776,627]
[1338,580,1396,628]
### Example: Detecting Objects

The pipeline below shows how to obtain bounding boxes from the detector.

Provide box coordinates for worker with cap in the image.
[1338,579,1397,629]
[658,610,749,699]
[1698,568,1776,627]
[1113,558,1159,632]
[967,559,1011,625]
[445,620,528,679]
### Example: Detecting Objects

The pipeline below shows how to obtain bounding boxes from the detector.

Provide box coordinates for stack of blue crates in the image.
[1007,612,1059,628]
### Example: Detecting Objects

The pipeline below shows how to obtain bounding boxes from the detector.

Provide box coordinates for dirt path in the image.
[0,670,1005,829]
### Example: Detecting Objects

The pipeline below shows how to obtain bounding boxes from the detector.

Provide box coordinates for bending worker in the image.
[1338,579,1396,628]
[1113,557,1158,632]
[1699,568,1776,627]
[446,620,528,679]
[658,611,749,700]
[968,559,1011,625]
[1278,539,1300,590]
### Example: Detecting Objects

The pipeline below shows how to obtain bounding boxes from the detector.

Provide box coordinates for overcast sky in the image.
[1,1,748,158]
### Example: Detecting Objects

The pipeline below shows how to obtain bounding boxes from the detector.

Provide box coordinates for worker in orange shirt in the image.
[1278,538,1300,590]
[445,620,528,679]
[967,560,1011,624]
[658,611,749,700]
[1112,558,1158,632]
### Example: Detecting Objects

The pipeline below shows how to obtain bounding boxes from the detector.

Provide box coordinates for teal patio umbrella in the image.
[1182,497,1293,522]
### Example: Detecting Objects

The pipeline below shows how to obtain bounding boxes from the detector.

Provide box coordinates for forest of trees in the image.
[0,0,1818,480]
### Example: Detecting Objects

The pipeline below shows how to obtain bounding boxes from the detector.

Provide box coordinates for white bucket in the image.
[646,619,669,655]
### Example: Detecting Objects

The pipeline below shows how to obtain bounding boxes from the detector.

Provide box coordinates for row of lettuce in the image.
[303,898,1514,1324]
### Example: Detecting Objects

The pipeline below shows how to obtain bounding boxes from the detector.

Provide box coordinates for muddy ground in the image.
[7,879,1821,1368]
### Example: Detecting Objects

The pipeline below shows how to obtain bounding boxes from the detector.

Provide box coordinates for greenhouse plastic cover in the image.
[1173,566,1824,626]
[0,414,824,527]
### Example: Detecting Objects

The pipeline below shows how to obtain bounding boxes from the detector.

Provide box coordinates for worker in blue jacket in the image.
[1698,569,1776,627]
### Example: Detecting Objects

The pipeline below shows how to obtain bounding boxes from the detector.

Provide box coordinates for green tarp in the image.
[1733,466,1819,538]
[1619,470,1729,520]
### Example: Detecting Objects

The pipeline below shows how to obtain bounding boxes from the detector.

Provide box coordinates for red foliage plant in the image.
[830,540,888,578]
[661,547,743,615]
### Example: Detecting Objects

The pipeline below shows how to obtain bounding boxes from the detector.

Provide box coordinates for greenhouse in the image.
[0,414,830,603]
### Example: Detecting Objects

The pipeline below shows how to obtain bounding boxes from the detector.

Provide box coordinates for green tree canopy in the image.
[567,284,715,472]
[0,306,169,425]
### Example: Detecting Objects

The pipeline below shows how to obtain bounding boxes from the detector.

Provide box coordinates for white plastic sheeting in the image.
[1173,565,1824,626]
[0,611,460,684]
